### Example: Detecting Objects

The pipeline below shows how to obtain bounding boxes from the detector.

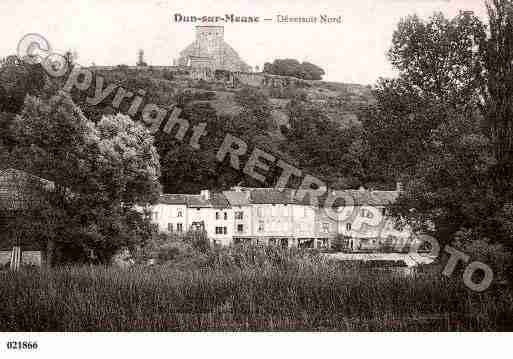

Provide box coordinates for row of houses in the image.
[150,185,413,250]
[0,168,414,255]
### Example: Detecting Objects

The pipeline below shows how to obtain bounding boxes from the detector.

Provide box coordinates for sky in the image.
[0,0,488,84]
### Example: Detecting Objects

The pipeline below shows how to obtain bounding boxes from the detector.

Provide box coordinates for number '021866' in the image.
[6,341,38,350]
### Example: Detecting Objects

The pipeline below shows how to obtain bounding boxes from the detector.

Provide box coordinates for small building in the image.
[151,190,233,246]
[0,168,51,267]
[151,194,188,235]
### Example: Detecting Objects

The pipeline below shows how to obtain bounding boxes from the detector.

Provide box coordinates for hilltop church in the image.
[175,26,251,72]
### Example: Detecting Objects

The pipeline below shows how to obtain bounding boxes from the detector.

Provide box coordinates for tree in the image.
[363,11,487,183]
[263,59,325,80]
[388,11,485,107]
[234,87,273,132]
[391,110,498,245]
[479,0,513,199]
[284,96,364,186]
[381,5,513,260]
[0,56,46,113]
[299,62,325,80]
[9,93,161,266]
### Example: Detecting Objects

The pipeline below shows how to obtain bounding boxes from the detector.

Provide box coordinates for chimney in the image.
[200,189,210,200]
[396,182,403,193]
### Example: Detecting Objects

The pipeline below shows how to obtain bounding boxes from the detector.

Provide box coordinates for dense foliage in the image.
[0,66,160,265]
[364,3,513,280]
[263,59,325,80]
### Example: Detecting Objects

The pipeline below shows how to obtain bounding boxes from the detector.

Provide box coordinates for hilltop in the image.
[89,66,374,133]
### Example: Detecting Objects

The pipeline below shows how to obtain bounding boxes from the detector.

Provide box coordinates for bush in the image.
[263,59,325,80]
[453,232,513,282]
[184,230,210,253]
[194,79,213,91]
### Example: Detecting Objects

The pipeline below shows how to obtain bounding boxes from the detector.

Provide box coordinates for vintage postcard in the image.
[0,0,512,356]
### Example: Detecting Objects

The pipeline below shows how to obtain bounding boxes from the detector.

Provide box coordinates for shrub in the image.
[453,233,513,282]
[263,59,325,80]
[184,230,210,253]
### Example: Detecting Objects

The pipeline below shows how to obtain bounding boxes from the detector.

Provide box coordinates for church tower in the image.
[177,26,250,72]
[195,26,224,54]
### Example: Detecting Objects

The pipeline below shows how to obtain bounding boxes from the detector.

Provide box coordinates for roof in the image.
[157,188,400,209]
[0,168,55,210]
[185,194,212,208]
[209,192,230,208]
[247,188,399,207]
[0,168,54,189]
[158,194,187,205]
[222,190,251,206]
[331,190,399,207]
[250,188,296,205]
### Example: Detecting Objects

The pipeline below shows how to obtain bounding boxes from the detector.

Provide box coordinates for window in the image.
[216,212,220,220]
[197,208,200,211]
[224,212,228,220]
[322,222,329,233]
[168,223,173,232]
[177,223,183,232]
[258,221,264,232]
[317,239,329,249]
[237,224,243,233]
[382,208,386,216]
[235,211,243,220]
[361,209,373,219]
[216,226,227,235]
[346,223,352,231]
[153,212,159,220]
[257,207,263,217]
[177,209,183,217]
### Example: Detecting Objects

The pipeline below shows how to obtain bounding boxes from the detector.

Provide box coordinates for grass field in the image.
[0,246,512,331]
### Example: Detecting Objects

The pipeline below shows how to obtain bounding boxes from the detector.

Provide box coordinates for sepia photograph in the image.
[0,0,512,355]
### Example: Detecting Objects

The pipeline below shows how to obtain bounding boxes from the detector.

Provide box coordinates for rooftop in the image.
[159,187,400,208]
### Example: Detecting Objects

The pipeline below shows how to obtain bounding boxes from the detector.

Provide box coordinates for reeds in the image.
[0,246,511,331]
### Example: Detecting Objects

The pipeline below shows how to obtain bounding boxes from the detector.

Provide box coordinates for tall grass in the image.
[0,246,512,331]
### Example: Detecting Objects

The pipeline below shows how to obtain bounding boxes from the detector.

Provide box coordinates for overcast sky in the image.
[1,0,488,84]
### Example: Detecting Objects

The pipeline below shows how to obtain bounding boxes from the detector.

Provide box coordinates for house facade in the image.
[151,186,413,251]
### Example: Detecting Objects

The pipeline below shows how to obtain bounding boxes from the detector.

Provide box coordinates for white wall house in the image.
[223,189,253,243]
[334,189,412,251]
[151,186,414,251]
[151,194,188,234]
